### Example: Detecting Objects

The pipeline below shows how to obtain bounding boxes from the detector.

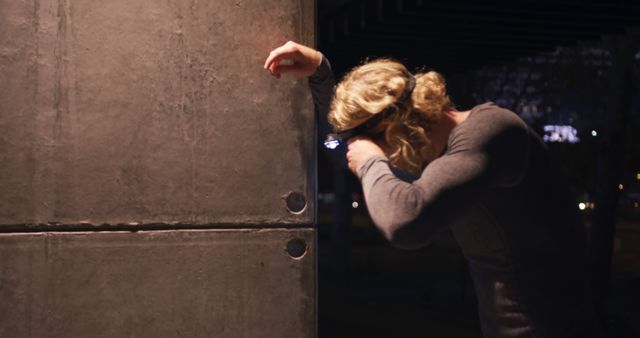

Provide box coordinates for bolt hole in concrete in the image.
[285,192,306,214]
[286,238,307,259]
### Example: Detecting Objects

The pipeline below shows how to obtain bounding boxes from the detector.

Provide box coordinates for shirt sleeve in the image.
[357,108,529,249]
[308,54,335,118]
[308,54,348,168]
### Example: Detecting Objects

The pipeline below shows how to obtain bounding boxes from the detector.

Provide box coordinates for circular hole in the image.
[286,238,307,259]
[285,192,307,214]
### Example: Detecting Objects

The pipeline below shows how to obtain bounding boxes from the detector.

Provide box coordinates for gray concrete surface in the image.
[0,0,315,228]
[0,228,316,338]
[1,1,317,337]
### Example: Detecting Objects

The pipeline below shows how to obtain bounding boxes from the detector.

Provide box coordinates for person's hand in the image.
[264,41,323,78]
[347,137,387,175]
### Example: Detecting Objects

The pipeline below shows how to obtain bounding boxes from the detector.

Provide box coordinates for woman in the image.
[265,41,601,338]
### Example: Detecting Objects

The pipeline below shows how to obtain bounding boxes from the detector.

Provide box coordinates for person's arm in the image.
[264,41,323,78]
[265,41,334,120]
[356,110,529,249]
[308,56,335,141]
[265,41,342,165]
[358,149,493,249]
[308,56,348,168]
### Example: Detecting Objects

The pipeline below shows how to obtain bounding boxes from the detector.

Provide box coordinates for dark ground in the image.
[318,208,640,338]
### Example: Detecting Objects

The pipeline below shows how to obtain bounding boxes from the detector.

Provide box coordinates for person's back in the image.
[444,102,600,337]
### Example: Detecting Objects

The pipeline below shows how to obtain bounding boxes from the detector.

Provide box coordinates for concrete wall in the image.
[0,0,316,337]
[0,229,315,338]
[0,0,315,228]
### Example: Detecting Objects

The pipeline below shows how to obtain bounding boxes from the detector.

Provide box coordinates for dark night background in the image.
[314,1,640,337]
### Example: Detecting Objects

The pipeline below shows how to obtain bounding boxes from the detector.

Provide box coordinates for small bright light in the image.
[578,203,586,210]
[618,184,624,190]
[324,139,340,150]
[352,201,359,209]
[591,130,597,137]
[636,172,640,180]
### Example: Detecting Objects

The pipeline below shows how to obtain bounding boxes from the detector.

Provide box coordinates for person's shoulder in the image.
[449,102,529,152]
[466,102,528,135]
[472,102,525,125]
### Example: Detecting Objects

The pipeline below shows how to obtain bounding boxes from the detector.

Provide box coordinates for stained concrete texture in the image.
[0,228,316,338]
[0,0,316,227]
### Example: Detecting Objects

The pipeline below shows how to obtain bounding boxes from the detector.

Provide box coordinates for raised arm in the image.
[357,149,493,249]
[357,109,530,249]
[308,56,335,133]
[264,41,323,78]
[265,41,340,163]
[265,41,334,118]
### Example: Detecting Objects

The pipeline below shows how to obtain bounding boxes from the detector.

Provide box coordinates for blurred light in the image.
[635,202,639,208]
[578,203,586,210]
[589,203,595,209]
[318,193,336,204]
[324,139,340,150]
[352,201,359,209]
[542,125,579,143]
[636,172,640,180]
[591,130,597,137]
[618,184,624,190]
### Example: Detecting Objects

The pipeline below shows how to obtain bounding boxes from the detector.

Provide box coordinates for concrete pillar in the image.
[0,229,315,337]
[0,0,316,337]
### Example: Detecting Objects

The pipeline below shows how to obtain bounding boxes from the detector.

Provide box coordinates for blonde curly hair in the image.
[328,59,453,175]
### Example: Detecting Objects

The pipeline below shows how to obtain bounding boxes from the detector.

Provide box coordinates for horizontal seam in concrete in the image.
[0,223,316,234]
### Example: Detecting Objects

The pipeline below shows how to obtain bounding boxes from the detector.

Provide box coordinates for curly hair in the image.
[328,59,453,176]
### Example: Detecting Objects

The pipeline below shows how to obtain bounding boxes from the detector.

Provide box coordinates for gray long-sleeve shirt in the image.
[309,57,600,338]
